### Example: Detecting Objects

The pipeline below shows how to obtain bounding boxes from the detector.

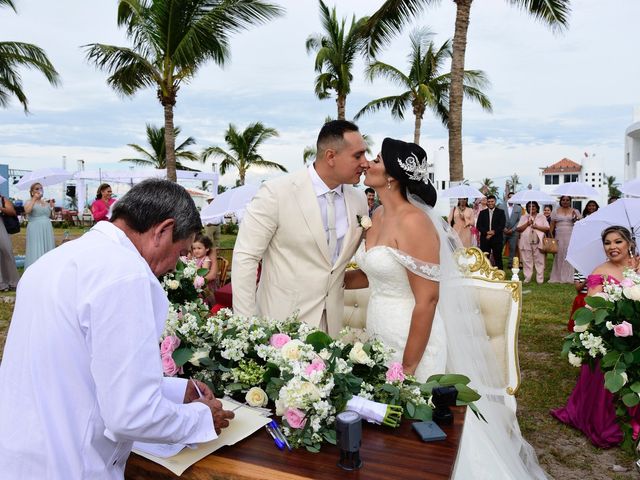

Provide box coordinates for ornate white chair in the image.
[342,247,522,413]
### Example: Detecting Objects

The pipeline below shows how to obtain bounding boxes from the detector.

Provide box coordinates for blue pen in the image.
[265,424,285,450]
[270,420,292,451]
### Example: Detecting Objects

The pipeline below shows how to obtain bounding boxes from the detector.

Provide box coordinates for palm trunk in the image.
[239,169,245,186]
[337,94,346,120]
[448,0,473,182]
[414,113,422,145]
[163,102,177,182]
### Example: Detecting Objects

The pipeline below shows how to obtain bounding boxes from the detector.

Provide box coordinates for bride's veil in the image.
[405,193,547,479]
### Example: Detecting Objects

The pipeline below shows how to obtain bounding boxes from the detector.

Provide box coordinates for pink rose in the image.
[386,362,405,383]
[613,321,633,337]
[161,353,181,376]
[193,275,205,289]
[160,335,181,355]
[304,358,326,377]
[269,333,291,349]
[620,278,634,288]
[633,419,640,441]
[285,408,307,429]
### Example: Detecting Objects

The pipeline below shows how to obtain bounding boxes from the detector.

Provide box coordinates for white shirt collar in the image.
[308,163,343,198]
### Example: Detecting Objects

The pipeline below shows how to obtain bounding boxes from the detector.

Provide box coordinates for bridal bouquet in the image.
[160,268,482,452]
[562,268,640,449]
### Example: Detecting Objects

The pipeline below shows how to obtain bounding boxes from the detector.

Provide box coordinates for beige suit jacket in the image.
[232,169,368,336]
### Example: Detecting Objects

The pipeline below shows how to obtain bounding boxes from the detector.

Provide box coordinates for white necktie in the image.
[489,209,493,230]
[326,191,337,260]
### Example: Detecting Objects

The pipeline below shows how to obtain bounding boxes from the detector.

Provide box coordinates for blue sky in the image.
[1,0,639,201]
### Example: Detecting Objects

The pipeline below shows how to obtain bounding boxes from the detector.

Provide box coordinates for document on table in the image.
[132,399,272,476]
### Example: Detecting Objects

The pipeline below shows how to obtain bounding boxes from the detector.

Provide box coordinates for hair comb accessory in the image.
[397,151,429,184]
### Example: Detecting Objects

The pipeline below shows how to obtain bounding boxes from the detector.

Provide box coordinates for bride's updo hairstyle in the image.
[381,137,437,207]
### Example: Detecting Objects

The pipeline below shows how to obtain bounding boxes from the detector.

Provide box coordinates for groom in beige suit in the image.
[232,120,369,336]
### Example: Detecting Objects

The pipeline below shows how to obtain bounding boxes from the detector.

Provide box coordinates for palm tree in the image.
[606,175,622,199]
[84,0,282,182]
[363,0,570,181]
[202,122,286,186]
[0,0,60,112]
[479,177,498,197]
[305,0,368,120]
[355,28,491,146]
[302,146,316,166]
[505,173,521,194]
[121,124,199,170]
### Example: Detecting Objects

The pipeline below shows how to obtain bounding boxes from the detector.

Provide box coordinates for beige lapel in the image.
[334,186,361,267]
[293,171,332,265]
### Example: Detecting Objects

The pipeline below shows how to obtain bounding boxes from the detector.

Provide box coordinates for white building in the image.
[538,157,608,210]
[624,107,640,181]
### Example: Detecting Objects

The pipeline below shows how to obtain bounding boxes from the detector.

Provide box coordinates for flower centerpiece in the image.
[562,268,640,450]
[160,262,482,452]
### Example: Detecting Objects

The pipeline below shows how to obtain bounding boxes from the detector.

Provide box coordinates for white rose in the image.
[299,381,321,401]
[281,339,304,361]
[623,284,640,301]
[349,342,371,364]
[189,348,210,367]
[621,371,629,386]
[166,279,179,290]
[360,216,372,230]
[568,352,582,367]
[573,322,589,333]
[245,387,269,407]
[605,321,614,331]
[183,266,196,277]
[275,398,286,416]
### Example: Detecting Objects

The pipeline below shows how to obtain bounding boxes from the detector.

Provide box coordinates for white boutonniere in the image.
[357,214,372,230]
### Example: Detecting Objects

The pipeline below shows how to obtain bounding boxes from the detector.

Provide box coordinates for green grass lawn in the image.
[0,248,637,477]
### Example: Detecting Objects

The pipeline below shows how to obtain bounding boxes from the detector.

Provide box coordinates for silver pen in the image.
[190,378,204,399]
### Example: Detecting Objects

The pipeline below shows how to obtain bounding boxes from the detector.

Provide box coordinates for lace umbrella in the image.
[440,184,484,199]
[621,178,640,197]
[15,168,72,190]
[508,189,556,205]
[552,182,599,198]
[567,198,640,275]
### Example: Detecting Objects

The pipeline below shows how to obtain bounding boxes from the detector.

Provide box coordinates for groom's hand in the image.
[194,397,235,434]
[184,379,214,403]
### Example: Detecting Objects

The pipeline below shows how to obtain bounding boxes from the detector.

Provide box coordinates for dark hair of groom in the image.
[316,120,360,158]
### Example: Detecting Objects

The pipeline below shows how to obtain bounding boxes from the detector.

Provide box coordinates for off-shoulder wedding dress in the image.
[353,200,547,480]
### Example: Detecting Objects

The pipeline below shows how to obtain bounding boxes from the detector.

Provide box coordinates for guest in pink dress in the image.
[549,196,581,283]
[551,226,640,447]
[90,183,116,222]
[515,201,549,284]
[447,198,474,247]
[190,233,218,306]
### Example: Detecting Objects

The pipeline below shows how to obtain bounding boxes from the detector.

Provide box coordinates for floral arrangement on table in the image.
[159,261,482,452]
[562,268,640,450]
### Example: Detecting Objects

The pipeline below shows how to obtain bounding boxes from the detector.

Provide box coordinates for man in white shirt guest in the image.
[0,179,234,480]
[232,120,369,335]
[501,191,522,269]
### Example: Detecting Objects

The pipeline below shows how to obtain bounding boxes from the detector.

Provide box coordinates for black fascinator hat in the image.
[381,138,437,207]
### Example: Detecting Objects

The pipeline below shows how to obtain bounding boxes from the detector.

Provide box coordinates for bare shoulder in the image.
[397,206,439,263]
[590,263,613,277]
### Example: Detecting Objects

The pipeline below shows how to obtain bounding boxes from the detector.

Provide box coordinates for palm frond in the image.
[354,94,409,120]
[0,0,16,11]
[508,0,571,32]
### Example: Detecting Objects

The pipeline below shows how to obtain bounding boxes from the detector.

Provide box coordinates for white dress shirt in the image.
[0,221,215,479]
[308,164,347,264]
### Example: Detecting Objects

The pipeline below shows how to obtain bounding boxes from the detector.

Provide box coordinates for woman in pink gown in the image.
[549,196,581,283]
[551,226,640,447]
[447,198,474,247]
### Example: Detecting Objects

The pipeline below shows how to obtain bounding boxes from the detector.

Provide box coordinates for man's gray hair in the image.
[110,179,202,241]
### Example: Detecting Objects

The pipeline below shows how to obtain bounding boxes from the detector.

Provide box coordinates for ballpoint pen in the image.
[190,378,204,399]
[265,423,285,450]
[270,420,292,451]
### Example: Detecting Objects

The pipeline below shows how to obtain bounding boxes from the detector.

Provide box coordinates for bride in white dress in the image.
[346,138,547,479]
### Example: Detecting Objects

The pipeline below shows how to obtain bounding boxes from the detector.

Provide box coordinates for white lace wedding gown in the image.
[354,241,547,480]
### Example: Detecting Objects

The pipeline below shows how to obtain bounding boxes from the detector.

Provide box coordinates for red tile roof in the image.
[542,158,581,174]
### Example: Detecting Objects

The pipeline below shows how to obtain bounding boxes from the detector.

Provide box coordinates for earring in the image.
[387,178,392,190]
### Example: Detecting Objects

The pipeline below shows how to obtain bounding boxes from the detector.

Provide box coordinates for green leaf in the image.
[630,382,640,393]
[406,402,416,417]
[412,404,432,421]
[593,309,610,325]
[573,307,593,326]
[381,383,400,395]
[436,374,471,386]
[604,371,625,393]
[624,352,635,365]
[306,444,320,453]
[226,382,244,392]
[601,351,621,368]
[585,296,609,309]
[623,392,640,407]
[323,430,337,445]
[172,347,194,367]
[454,384,481,403]
[305,331,332,352]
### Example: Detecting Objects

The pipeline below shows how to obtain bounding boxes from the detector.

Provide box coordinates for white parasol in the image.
[566,198,640,275]
[0,174,6,185]
[621,178,640,197]
[15,168,73,190]
[200,184,260,225]
[552,182,600,198]
[508,189,556,205]
[440,184,484,199]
